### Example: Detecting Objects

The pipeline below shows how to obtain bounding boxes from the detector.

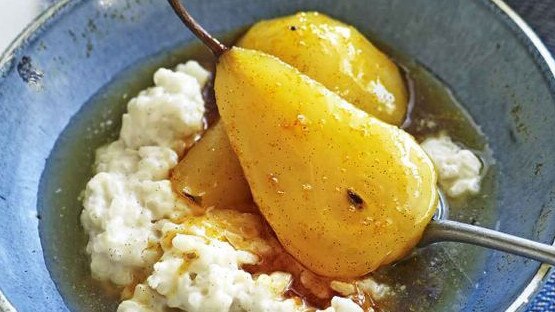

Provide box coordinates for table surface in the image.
[0,0,554,311]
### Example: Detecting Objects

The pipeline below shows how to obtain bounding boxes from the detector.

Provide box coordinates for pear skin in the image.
[215,47,437,278]
[171,120,254,212]
[239,12,408,125]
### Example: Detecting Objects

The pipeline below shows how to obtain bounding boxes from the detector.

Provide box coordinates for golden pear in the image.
[239,12,408,125]
[215,47,437,277]
[171,120,254,212]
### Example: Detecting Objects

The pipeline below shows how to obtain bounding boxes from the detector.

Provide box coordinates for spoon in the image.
[421,193,555,265]
[167,0,555,266]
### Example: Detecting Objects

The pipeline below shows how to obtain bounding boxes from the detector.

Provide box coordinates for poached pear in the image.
[238,12,408,125]
[168,1,437,278]
[215,47,437,277]
[171,120,254,212]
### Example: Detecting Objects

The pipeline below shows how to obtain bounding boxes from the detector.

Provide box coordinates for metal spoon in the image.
[167,0,555,266]
[420,193,555,265]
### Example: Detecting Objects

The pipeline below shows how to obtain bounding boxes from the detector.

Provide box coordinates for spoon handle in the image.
[420,219,555,265]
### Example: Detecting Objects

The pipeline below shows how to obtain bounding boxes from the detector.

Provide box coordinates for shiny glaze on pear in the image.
[239,12,408,125]
[171,120,254,212]
[215,47,437,277]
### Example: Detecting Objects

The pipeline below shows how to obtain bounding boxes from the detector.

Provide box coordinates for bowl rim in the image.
[488,1,555,310]
[0,0,554,311]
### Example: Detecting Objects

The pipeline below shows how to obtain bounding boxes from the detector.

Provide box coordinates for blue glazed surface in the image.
[0,0,554,311]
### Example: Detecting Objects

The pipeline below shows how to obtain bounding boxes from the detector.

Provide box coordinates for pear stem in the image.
[167,0,229,57]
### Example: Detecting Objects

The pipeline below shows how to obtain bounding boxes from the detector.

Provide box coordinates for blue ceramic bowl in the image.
[1,0,555,311]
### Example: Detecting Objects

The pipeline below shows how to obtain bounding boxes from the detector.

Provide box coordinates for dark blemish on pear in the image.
[347,189,365,210]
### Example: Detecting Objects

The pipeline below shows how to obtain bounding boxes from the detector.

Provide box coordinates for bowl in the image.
[0,0,554,311]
